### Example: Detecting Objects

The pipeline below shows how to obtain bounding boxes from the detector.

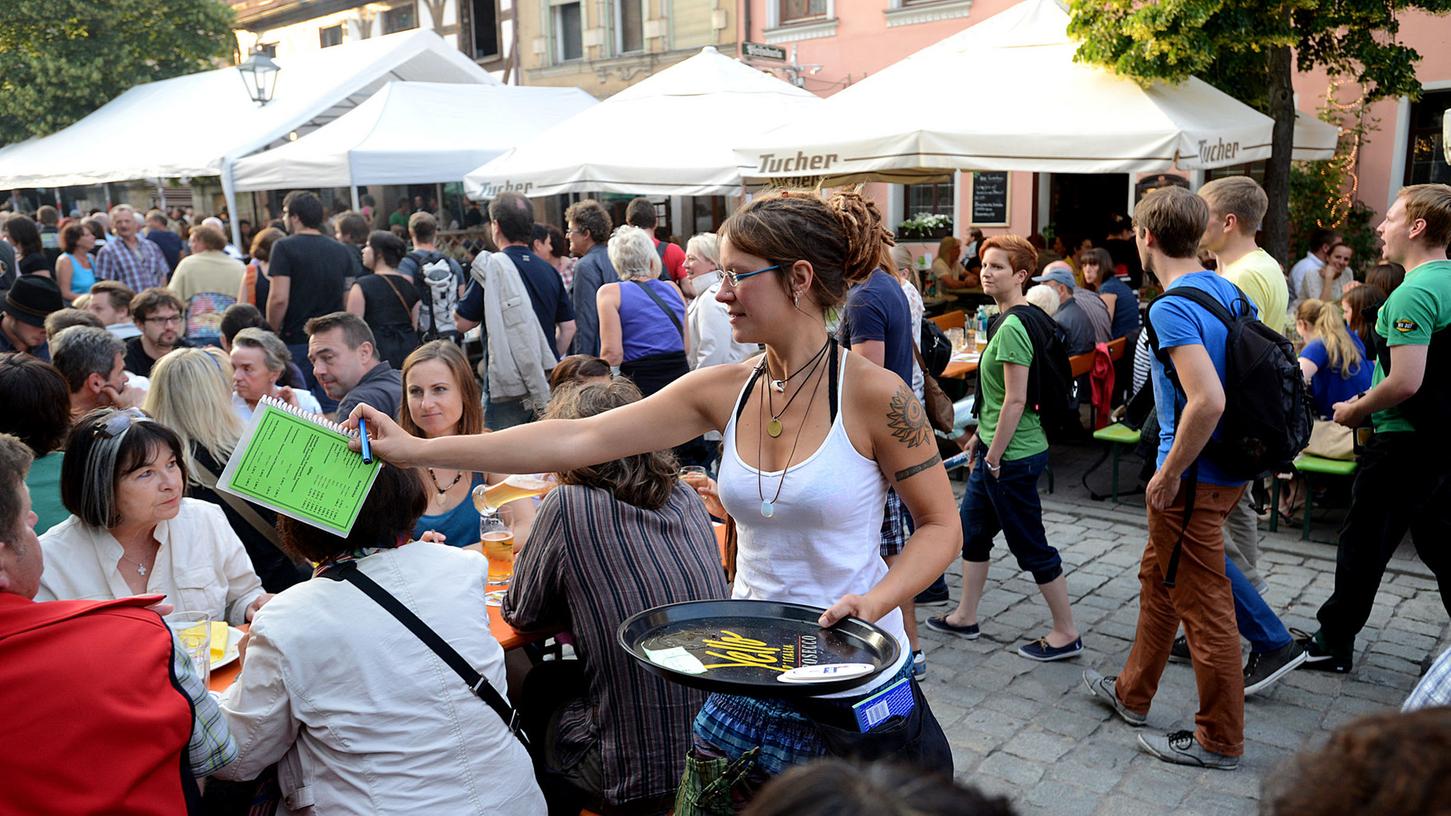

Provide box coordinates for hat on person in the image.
[1032,263,1076,290]
[4,275,64,327]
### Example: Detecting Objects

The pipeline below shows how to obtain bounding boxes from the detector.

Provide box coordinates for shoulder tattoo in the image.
[894,452,942,482]
[886,384,932,448]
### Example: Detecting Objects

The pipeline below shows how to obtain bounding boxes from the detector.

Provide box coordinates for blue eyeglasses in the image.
[720,263,780,288]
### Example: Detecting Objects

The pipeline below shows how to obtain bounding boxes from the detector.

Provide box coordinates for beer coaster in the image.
[618,599,899,697]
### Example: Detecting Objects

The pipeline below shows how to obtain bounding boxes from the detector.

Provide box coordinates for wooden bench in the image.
[930,310,965,331]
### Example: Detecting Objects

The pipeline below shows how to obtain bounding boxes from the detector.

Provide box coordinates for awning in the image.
[735,0,1338,182]
[0,29,496,188]
[464,46,822,198]
[231,81,597,191]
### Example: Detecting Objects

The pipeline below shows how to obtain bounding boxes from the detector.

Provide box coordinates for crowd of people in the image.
[0,176,1448,816]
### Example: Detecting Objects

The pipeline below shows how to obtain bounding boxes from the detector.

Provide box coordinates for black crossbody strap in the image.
[321,561,528,746]
[629,279,684,338]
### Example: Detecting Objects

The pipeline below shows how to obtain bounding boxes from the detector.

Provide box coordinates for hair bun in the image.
[826,190,893,285]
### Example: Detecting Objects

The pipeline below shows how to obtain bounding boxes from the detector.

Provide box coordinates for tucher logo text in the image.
[1197,138,1240,165]
[757,151,840,175]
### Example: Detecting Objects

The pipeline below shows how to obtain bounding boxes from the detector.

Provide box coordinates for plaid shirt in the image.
[172,629,239,776]
[94,236,169,292]
[1404,647,1451,711]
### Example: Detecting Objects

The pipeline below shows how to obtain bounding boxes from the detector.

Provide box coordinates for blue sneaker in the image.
[925,616,979,639]
[1018,637,1084,662]
[912,650,926,679]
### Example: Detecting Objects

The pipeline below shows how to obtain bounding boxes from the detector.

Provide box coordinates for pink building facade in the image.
[741,0,1451,254]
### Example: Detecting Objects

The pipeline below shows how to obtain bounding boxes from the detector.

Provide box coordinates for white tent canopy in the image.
[0,30,494,188]
[0,30,494,246]
[736,0,1336,182]
[232,82,597,192]
[464,46,823,198]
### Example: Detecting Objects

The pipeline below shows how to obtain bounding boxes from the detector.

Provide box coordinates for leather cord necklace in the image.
[763,335,832,437]
[765,335,832,394]
[427,467,464,496]
[756,339,833,518]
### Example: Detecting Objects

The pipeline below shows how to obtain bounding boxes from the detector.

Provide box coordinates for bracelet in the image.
[985,460,1001,473]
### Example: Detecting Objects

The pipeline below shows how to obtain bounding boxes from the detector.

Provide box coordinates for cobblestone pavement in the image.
[916,446,1449,816]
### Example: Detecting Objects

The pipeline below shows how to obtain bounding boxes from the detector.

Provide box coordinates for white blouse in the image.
[214,543,545,815]
[37,498,265,626]
[686,272,758,370]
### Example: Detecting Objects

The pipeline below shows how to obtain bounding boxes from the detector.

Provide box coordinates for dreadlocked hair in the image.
[720,188,894,309]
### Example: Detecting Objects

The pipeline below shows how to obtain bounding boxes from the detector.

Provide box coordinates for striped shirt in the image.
[172,628,238,775]
[94,235,169,292]
[504,481,728,808]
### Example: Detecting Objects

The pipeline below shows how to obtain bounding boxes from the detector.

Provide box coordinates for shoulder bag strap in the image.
[193,460,285,551]
[629,279,684,339]
[378,274,418,331]
[321,561,528,746]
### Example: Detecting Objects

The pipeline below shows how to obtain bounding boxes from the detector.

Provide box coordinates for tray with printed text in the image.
[618,599,900,696]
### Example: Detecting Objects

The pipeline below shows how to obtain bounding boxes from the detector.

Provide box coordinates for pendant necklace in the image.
[119,551,150,577]
[757,343,830,518]
[765,336,832,394]
[763,336,831,437]
[427,467,464,496]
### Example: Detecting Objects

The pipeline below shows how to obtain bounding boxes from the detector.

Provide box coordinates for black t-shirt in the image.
[357,273,419,329]
[267,233,352,344]
[123,335,190,378]
[18,253,53,276]
[188,445,308,593]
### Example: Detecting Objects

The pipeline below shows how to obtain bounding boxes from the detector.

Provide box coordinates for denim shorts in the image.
[959,447,1062,584]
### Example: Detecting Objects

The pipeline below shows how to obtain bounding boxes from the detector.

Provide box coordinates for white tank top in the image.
[717,350,909,696]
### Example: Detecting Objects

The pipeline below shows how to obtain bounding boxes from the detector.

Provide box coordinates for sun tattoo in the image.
[886,385,932,448]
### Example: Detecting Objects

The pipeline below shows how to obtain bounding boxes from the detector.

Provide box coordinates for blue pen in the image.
[358,417,374,464]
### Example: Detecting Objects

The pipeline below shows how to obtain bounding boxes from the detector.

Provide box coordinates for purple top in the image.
[618,279,685,361]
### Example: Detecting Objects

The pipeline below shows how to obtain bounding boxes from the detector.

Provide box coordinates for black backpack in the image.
[1376,323,1451,447]
[1144,285,1313,482]
[971,304,1074,436]
[921,319,952,379]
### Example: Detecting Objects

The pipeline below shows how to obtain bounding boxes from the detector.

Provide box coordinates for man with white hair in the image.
[200,216,244,261]
[93,205,168,291]
[1030,265,1098,355]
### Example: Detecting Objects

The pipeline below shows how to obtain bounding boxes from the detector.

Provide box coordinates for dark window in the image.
[256,42,278,58]
[382,3,417,34]
[1405,89,1451,186]
[905,181,954,217]
[470,0,500,59]
[319,25,343,48]
[780,0,826,24]
[619,0,644,53]
[556,2,583,61]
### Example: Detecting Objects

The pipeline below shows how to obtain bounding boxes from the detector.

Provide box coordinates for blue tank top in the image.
[412,472,486,547]
[64,252,96,296]
[618,279,685,361]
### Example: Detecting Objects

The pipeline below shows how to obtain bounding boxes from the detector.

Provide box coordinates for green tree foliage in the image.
[0,0,234,146]
[1066,0,1451,265]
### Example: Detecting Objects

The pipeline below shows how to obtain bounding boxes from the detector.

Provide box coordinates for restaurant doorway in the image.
[1047,172,1130,249]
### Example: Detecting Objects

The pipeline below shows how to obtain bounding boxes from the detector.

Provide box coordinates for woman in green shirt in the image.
[0,353,72,534]
[927,235,1083,662]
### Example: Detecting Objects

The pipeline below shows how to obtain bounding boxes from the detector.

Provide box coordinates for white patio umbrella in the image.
[231,81,597,192]
[464,46,822,198]
[735,0,1335,182]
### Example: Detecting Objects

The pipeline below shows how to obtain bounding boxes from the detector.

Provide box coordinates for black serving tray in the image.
[617,599,900,697]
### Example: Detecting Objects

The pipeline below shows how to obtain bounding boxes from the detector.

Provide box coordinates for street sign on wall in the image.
[744,42,787,61]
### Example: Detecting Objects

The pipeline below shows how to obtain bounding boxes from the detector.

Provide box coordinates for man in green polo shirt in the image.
[1300,183,1451,673]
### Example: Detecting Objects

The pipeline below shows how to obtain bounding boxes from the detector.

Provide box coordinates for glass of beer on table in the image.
[478,510,514,586]
[678,466,709,490]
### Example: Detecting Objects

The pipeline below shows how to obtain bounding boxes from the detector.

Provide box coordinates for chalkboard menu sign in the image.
[971,172,1009,226]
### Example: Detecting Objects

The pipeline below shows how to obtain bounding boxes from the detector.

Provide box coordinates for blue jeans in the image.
[960,448,1062,584]
[1227,556,1290,653]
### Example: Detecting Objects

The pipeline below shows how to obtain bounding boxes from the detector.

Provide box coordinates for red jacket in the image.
[0,593,197,815]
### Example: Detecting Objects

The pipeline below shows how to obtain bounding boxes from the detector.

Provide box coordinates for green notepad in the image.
[217,396,382,537]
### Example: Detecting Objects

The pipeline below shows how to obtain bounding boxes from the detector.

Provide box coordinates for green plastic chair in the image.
[1091,422,1142,503]
[1269,453,1358,541]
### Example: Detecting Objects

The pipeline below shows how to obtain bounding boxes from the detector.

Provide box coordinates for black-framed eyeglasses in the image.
[143,314,183,326]
[720,263,780,288]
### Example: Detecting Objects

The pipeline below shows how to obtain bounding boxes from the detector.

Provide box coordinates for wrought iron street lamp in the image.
[237,48,280,106]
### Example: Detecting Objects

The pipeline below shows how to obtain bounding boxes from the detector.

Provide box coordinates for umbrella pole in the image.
[351,185,360,211]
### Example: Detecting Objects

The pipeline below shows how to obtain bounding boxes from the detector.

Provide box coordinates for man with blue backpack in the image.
[1084,187,1313,772]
